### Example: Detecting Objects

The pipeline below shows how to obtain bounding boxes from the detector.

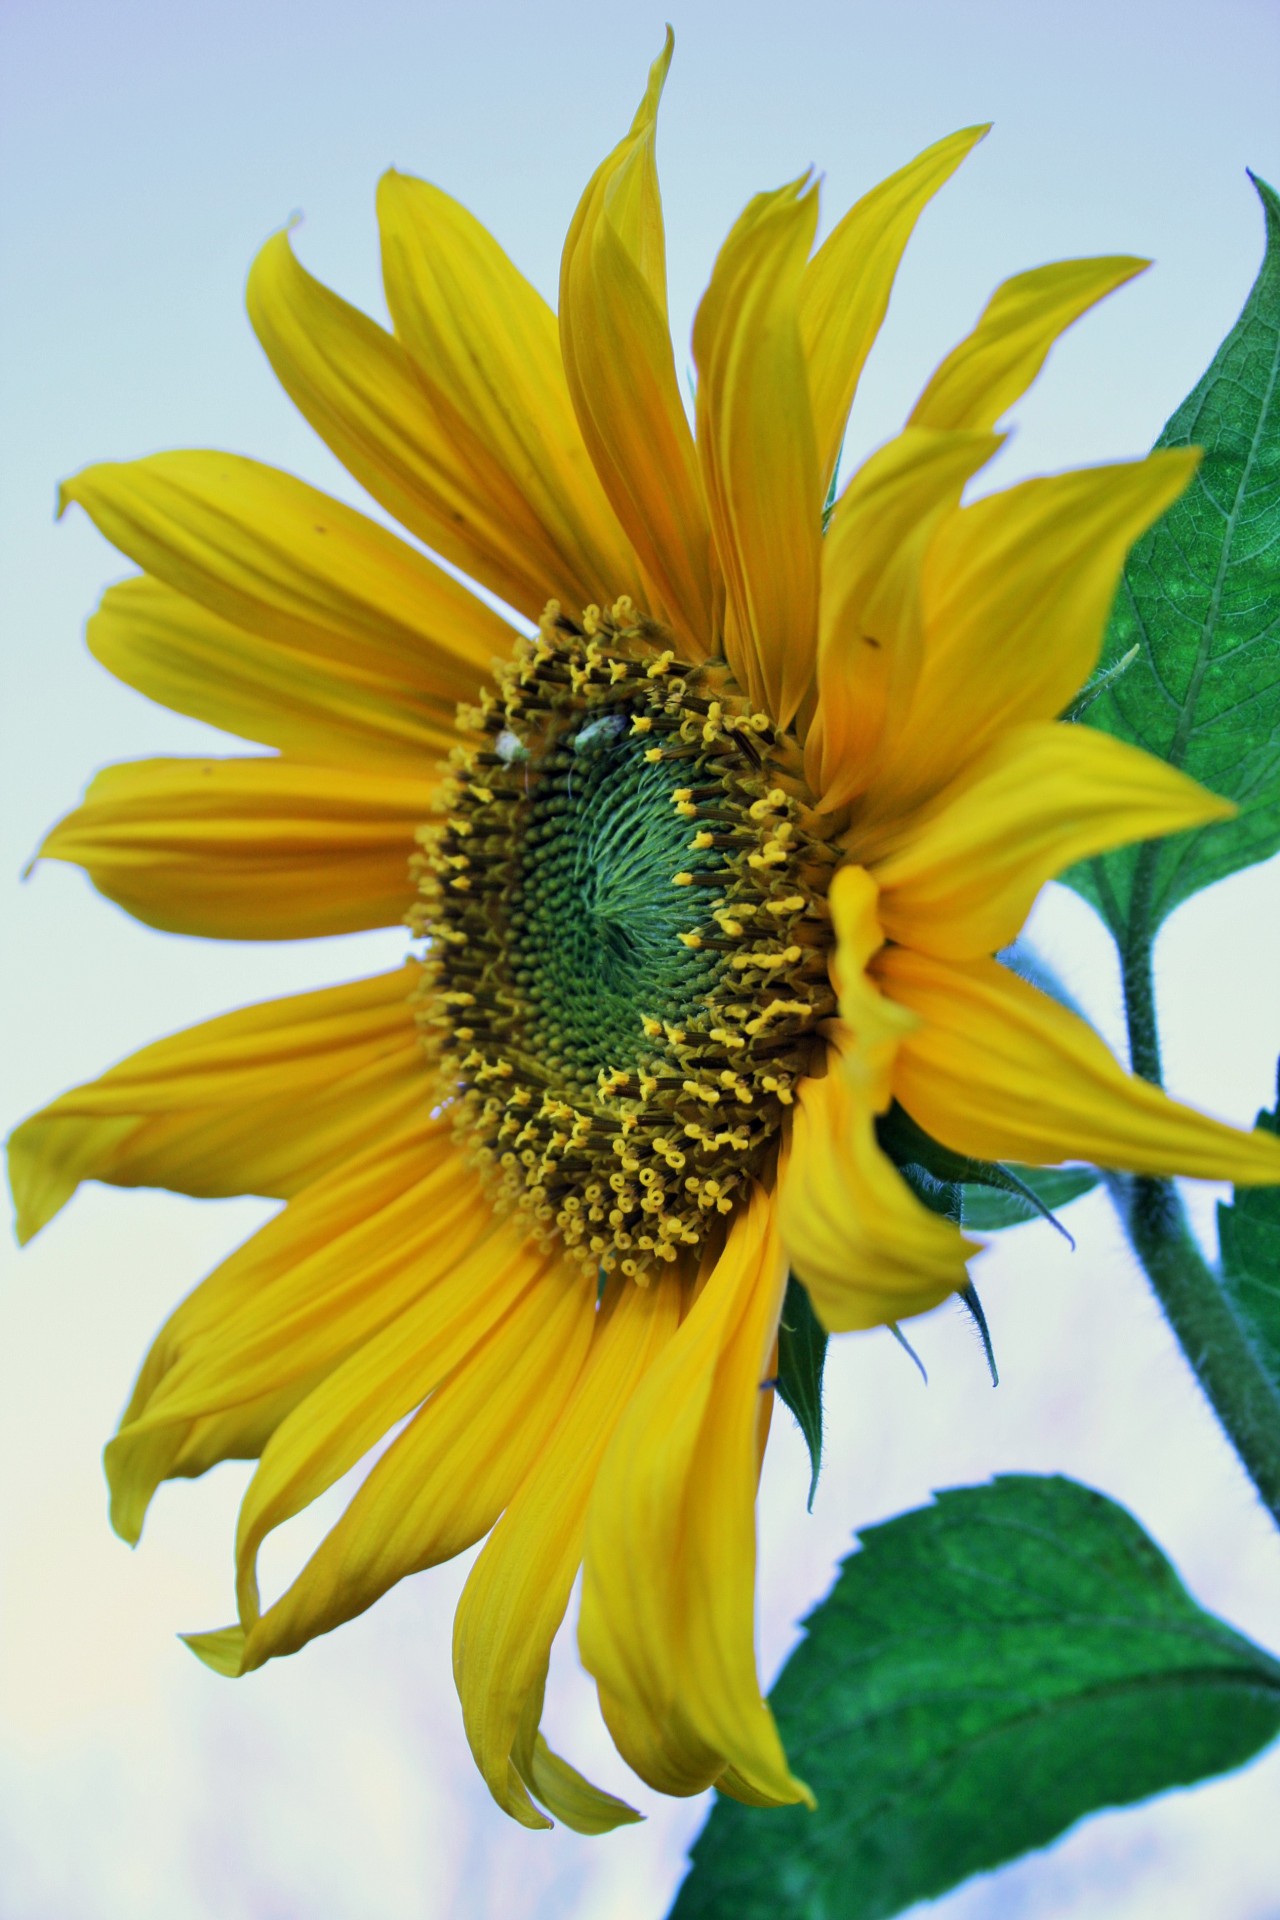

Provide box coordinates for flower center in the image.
[414,598,837,1281]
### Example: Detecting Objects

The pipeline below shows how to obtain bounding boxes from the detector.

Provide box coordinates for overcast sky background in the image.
[3,1,1280,1916]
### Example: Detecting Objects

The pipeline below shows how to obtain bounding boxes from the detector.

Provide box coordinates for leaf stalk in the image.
[1115,896,1280,1529]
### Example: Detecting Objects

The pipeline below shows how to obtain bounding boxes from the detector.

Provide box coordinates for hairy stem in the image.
[1115,864,1280,1529]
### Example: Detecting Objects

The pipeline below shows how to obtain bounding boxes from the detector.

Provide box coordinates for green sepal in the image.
[878,1101,1085,1239]
[961,1165,1099,1231]
[959,1280,999,1386]
[1217,1059,1280,1390]
[775,1274,828,1511]
[895,1155,963,1223]
[1063,172,1280,936]
[669,1477,1280,1920]
[1058,642,1139,722]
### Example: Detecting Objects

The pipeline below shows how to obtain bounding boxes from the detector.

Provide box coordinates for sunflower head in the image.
[12,29,1280,1846]
[415,594,837,1281]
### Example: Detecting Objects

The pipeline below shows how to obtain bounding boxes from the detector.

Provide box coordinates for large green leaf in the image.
[1218,1062,1280,1386]
[1064,174,1280,938]
[670,1476,1280,1920]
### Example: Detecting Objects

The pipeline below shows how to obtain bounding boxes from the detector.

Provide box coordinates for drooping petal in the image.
[104,1123,479,1540]
[455,1272,681,1829]
[873,723,1235,959]
[877,947,1280,1185]
[88,576,461,770]
[579,1189,809,1807]
[559,31,716,649]
[199,1250,595,1677]
[858,450,1200,825]
[825,862,916,1104]
[59,451,513,691]
[805,427,1002,810]
[909,256,1149,432]
[7,964,426,1243]
[779,1054,974,1331]
[38,756,432,939]
[229,1229,584,1645]
[694,180,822,727]
[157,1381,331,1487]
[248,227,568,620]
[780,864,974,1327]
[512,1681,643,1834]
[801,124,989,490]
[378,170,637,611]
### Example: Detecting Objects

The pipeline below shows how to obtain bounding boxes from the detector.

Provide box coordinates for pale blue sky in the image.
[3,2,1280,1916]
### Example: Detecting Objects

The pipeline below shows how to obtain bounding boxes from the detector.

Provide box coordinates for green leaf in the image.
[776,1275,828,1510]
[670,1476,1280,1920]
[961,1164,1099,1229]
[1064,172,1280,938]
[1218,1061,1280,1384]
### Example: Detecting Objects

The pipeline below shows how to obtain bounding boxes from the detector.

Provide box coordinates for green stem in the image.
[1115,864,1280,1529]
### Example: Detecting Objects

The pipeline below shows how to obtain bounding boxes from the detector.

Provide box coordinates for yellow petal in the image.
[230,1219,541,1629]
[874,723,1235,959]
[226,1252,595,1674]
[377,171,637,612]
[248,227,567,621]
[7,964,424,1244]
[104,1123,478,1540]
[89,576,461,770]
[910,256,1149,432]
[805,427,1002,810]
[39,756,432,940]
[519,1723,643,1835]
[454,1273,680,1828]
[877,947,1280,1185]
[859,450,1200,825]
[559,31,716,649]
[801,125,989,489]
[779,1052,974,1332]
[183,1627,246,1676]
[579,1190,810,1807]
[778,867,973,1326]
[161,1382,325,1489]
[59,450,513,688]
[694,180,822,727]
[826,863,917,1106]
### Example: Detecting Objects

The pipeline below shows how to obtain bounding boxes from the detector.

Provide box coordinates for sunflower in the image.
[11,34,1280,1833]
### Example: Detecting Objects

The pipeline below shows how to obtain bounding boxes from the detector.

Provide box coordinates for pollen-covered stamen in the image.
[412,598,837,1281]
